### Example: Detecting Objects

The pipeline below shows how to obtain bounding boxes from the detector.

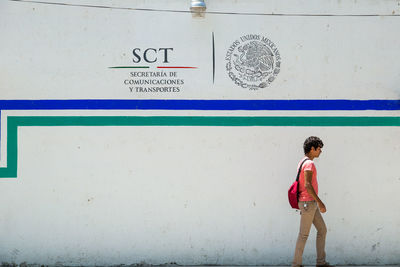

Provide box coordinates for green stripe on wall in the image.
[1,116,400,178]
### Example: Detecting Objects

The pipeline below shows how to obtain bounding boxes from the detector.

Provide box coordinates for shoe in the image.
[316,263,335,267]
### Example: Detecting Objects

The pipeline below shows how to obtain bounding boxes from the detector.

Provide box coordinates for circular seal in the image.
[225,34,281,90]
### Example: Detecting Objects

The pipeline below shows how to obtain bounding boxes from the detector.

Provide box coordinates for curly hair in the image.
[303,136,324,154]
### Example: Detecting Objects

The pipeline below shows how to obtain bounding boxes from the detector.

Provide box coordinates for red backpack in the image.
[288,158,309,209]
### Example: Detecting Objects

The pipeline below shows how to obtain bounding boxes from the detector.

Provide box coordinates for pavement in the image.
[169,266,400,267]
[185,266,399,267]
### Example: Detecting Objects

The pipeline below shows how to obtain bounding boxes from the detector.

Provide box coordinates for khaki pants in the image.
[292,201,327,267]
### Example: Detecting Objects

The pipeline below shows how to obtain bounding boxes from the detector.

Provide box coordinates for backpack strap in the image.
[295,158,310,203]
[295,158,310,182]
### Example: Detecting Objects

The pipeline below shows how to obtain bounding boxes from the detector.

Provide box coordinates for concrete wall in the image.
[0,1,399,265]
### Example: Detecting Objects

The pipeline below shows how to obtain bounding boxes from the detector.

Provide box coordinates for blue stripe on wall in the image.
[0,99,399,110]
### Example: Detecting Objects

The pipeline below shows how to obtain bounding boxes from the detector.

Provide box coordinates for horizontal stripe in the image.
[108,66,149,69]
[1,115,399,178]
[0,99,399,110]
[10,116,400,127]
[156,66,197,69]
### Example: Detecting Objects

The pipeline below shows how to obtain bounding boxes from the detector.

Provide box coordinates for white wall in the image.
[0,1,399,265]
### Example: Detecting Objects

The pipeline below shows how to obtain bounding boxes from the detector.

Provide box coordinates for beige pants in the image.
[292,201,327,267]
